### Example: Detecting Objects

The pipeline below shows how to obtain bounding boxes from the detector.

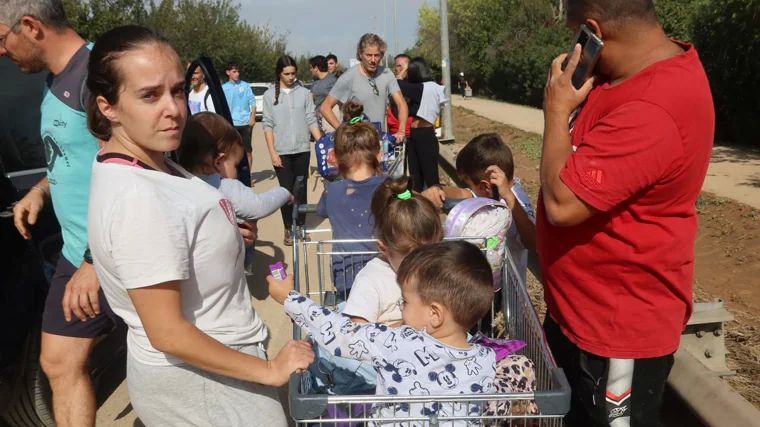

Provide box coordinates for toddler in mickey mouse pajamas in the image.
[268,241,497,425]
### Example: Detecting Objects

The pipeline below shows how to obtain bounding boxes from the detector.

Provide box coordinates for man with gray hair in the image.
[2,1,116,426]
[320,33,408,141]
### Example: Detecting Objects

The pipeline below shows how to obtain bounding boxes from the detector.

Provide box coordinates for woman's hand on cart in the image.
[265,340,315,386]
[266,273,294,305]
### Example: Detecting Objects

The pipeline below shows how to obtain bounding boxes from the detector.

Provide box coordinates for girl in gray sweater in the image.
[262,55,322,245]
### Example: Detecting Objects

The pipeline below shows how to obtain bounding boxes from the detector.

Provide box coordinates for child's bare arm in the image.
[487,166,536,252]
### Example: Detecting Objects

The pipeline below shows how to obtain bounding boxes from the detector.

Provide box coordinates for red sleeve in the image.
[560,101,682,212]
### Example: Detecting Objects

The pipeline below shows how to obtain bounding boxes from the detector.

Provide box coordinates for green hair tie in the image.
[486,236,500,250]
[349,116,362,125]
[396,189,412,200]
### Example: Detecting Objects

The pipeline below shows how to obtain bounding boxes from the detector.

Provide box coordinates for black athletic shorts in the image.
[41,256,117,338]
[544,316,674,427]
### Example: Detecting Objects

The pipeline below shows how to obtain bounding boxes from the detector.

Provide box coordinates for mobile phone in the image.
[562,24,604,89]
[491,186,500,201]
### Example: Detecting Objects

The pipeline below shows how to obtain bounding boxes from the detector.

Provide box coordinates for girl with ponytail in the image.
[341,176,443,325]
[262,55,322,245]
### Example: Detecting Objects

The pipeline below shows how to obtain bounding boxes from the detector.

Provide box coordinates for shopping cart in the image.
[286,198,570,426]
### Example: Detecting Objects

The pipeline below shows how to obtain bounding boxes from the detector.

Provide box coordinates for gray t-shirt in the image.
[311,73,337,113]
[328,65,401,130]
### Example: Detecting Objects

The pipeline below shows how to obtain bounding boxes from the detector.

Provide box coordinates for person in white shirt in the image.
[187,65,216,114]
[268,241,497,424]
[85,25,313,426]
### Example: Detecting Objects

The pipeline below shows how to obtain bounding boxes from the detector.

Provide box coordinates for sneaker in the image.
[283,229,293,246]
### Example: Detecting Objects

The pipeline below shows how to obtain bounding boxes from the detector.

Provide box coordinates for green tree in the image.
[62,0,287,82]
[655,0,708,41]
[691,0,760,145]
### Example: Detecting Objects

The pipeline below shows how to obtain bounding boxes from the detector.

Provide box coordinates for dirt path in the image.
[452,97,760,210]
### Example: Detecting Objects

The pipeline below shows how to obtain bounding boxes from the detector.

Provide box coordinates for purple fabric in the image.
[471,333,526,361]
[321,402,370,427]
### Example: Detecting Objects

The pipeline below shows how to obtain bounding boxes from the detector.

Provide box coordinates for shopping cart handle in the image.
[297,204,317,215]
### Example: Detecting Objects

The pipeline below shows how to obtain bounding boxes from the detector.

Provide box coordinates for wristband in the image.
[31,185,48,197]
[83,248,94,264]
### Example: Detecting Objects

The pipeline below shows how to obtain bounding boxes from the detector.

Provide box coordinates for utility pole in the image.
[439,0,454,142]
[393,0,398,54]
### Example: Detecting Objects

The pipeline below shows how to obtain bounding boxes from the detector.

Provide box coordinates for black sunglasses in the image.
[368,78,379,96]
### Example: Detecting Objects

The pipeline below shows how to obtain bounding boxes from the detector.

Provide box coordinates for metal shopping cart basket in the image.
[287,202,570,426]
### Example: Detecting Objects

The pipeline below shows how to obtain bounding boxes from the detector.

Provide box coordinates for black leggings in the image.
[407,127,440,192]
[274,151,310,227]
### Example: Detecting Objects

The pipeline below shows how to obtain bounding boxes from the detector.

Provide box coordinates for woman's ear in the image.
[96,95,119,124]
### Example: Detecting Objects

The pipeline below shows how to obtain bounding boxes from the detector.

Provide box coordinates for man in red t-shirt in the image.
[538,0,714,425]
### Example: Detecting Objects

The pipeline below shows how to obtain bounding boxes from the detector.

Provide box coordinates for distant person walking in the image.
[188,65,216,114]
[398,57,447,191]
[320,33,408,141]
[326,53,341,77]
[309,55,337,131]
[222,62,256,186]
[263,55,322,245]
[457,72,467,98]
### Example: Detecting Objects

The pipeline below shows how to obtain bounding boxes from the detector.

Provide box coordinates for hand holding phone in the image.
[562,25,604,89]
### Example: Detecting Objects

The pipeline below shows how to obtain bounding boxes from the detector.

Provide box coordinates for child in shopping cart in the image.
[301,177,444,398]
[342,176,443,325]
[178,112,292,222]
[422,133,536,285]
[316,122,386,301]
[268,241,497,422]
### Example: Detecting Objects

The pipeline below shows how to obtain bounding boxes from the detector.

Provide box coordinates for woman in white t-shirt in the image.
[85,26,313,426]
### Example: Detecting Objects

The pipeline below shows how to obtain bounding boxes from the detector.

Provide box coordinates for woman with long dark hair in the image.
[86,26,313,425]
[263,55,322,245]
[399,57,447,192]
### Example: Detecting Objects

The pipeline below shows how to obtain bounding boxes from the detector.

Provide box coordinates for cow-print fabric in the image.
[484,354,539,426]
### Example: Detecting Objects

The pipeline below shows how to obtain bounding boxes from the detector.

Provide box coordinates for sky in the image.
[239,0,431,65]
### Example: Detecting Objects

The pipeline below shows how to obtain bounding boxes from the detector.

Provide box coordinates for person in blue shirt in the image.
[222,62,256,186]
[2,2,116,425]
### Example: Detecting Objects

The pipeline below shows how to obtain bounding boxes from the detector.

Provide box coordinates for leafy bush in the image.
[691,0,760,145]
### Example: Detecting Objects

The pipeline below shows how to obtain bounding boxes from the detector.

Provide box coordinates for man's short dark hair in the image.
[456,133,515,183]
[397,241,493,329]
[394,53,411,62]
[225,62,239,71]
[309,55,328,72]
[566,0,657,27]
[326,53,338,63]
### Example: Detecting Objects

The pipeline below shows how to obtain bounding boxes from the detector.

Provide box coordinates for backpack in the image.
[444,197,512,290]
[314,121,400,180]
